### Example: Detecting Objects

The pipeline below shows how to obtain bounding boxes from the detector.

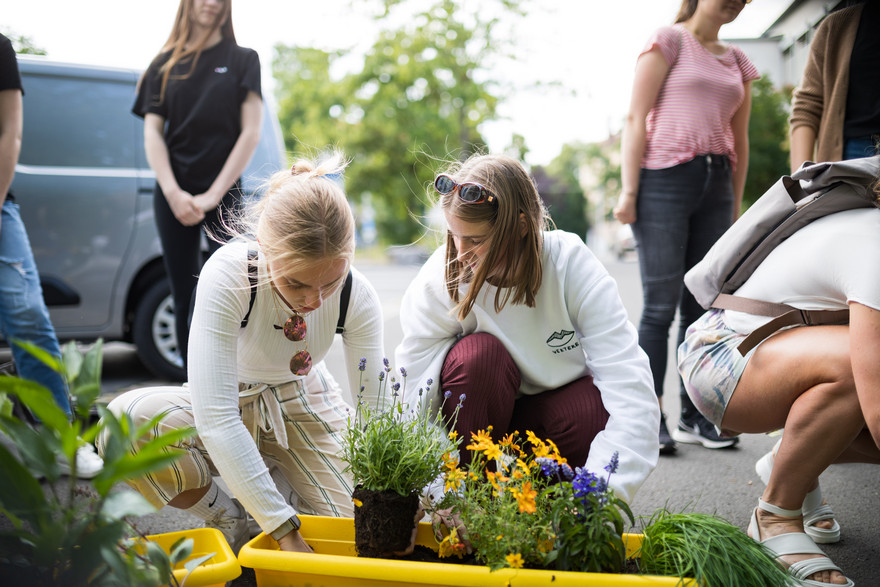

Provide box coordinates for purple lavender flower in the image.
[392,382,400,393]
[358,357,367,372]
[458,393,466,404]
[400,367,407,378]
[444,390,452,399]
[536,457,559,477]
[383,357,391,372]
[604,452,619,475]
[378,371,385,382]
[426,378,433,386]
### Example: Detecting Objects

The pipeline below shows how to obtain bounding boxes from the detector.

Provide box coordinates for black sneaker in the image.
[659,413,677,455]
[672,416,739,449]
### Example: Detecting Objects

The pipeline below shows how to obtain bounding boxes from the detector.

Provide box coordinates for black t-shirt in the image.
[844,2,880,139]
[1,34,23,201]
[133,39,261,194]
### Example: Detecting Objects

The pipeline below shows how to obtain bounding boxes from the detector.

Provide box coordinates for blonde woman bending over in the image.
[99,154,385,553]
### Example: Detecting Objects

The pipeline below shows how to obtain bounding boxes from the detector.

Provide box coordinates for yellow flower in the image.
[498,432,521,453]
[487,471,502,494]
[537,536,555,553]
[438,527,466,559]
[444,467,467,492]
[512,481,537,514]
[467,428,494,452]
[526,430,551,458]
[352,498,363,507]
[506,553,524,568]
[483,443,503,462]
[448,430,459,442]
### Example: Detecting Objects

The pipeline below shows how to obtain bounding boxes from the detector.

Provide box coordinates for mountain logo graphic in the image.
[546,330,575,348]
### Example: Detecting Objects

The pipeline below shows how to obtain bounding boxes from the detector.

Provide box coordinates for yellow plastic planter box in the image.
[145,527,242,587]
[238,515,693,587]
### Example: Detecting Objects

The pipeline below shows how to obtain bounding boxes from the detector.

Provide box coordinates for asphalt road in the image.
[16,252,880,584]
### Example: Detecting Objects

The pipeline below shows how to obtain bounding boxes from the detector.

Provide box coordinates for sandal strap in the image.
[757,498,802,518]
[789,557,851,585]
[761,531,825,557]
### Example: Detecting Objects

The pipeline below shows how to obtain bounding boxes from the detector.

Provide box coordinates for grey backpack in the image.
[684,155,880,354]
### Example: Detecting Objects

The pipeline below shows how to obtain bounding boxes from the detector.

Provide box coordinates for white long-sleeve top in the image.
[188,241,385,533]
[395,231,659,503]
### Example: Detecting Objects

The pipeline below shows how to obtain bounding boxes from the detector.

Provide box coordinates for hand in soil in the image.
[432,507,472,554]
[277,530,314,553]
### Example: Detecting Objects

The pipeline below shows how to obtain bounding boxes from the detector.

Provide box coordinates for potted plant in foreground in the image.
[340,358,461,557]
[0,340,230,585]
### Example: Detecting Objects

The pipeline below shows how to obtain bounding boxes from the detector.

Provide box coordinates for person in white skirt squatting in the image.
[99,152,385,554]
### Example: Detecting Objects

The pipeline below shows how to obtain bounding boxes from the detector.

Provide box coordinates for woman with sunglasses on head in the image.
[99,154,385,554]
[395,154,659,508]
[135,0,263,374]
[612,0,758,455]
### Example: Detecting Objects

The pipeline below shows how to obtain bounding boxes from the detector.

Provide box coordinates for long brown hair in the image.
[438,154,552,321]
[156,0,236,103]
[674,0,698,23]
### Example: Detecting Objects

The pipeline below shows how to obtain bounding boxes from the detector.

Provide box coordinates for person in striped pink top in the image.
[613,0,758,455]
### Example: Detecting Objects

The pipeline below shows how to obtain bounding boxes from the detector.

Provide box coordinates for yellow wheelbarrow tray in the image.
[237,514,695,586]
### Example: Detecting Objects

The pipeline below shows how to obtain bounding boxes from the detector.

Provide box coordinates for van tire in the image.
[132,278,186,382]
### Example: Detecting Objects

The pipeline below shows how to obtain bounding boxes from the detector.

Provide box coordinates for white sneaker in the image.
[58,442,104,479]
[205,500,250,554]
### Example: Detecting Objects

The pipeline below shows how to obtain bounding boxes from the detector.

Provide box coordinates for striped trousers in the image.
[97,364,354,519]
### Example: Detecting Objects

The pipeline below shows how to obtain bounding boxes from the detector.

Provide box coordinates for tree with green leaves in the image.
[273,0,526,244]
[743,76,791,210]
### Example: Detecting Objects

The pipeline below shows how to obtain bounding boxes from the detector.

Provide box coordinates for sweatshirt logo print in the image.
[546,330,575,348]
[214,66,228,74]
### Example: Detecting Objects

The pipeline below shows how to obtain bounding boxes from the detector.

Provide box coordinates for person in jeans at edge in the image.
[0,33,103,478]
[613,0,758,454]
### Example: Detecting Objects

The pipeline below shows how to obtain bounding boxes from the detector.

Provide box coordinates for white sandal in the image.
[749,499,854,587]
[756,440,841,544]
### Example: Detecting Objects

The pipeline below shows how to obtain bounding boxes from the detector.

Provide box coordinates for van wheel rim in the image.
[153,296,183,369]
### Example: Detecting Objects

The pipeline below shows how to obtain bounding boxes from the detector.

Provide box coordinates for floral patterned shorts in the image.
[676,308,755,430]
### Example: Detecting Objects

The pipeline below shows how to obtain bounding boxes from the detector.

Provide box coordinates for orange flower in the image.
[506,553,524,568]
[512,481,537,514]
[483,442,503,462]
[526,430,550,458]
[352,498,363,507]
[467,428,494,452]
[438,527,466,559]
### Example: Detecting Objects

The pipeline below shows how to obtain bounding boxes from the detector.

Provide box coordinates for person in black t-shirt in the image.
[134,0,263,372]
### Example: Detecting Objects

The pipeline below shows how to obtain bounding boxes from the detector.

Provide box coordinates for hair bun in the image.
[290,161,316,176]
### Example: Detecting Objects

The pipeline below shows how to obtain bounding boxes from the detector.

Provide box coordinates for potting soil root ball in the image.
[353,487,421,558]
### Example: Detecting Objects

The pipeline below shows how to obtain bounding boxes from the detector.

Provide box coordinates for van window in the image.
[19,74,138,169]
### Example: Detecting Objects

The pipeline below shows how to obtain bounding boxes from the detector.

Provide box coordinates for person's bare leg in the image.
[724,325,859,585]
[167,483,211,509]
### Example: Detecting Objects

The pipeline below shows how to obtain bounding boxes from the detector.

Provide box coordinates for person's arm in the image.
[613,49,669,225]
[143,112,204,226]
[730,80,752,220]
[849,302,880,449]
[0,88,22,221]
[789,19,829,172]
[192,91,263,213]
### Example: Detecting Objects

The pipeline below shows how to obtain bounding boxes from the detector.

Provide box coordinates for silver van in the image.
[7,55,286,381]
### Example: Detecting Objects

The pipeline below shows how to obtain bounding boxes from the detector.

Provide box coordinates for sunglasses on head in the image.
[434,174,496,205]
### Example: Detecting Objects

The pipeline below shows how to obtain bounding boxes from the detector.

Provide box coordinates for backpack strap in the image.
[240,248,259,329]
[336,270,353,334]
[712,294,850,355]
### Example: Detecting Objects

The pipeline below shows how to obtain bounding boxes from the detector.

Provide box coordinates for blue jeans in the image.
[0,200,71,417]
[631,155,734,422]
[843,135,880,160]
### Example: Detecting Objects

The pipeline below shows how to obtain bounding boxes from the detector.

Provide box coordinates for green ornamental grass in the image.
[638,509,794,586]
[340,358,461,497]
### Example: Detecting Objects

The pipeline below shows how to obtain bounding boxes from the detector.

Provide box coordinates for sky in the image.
[3,0,791,165]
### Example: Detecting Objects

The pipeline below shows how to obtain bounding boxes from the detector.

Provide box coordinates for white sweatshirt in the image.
[188,241,385,533]
[395,231,659,503]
